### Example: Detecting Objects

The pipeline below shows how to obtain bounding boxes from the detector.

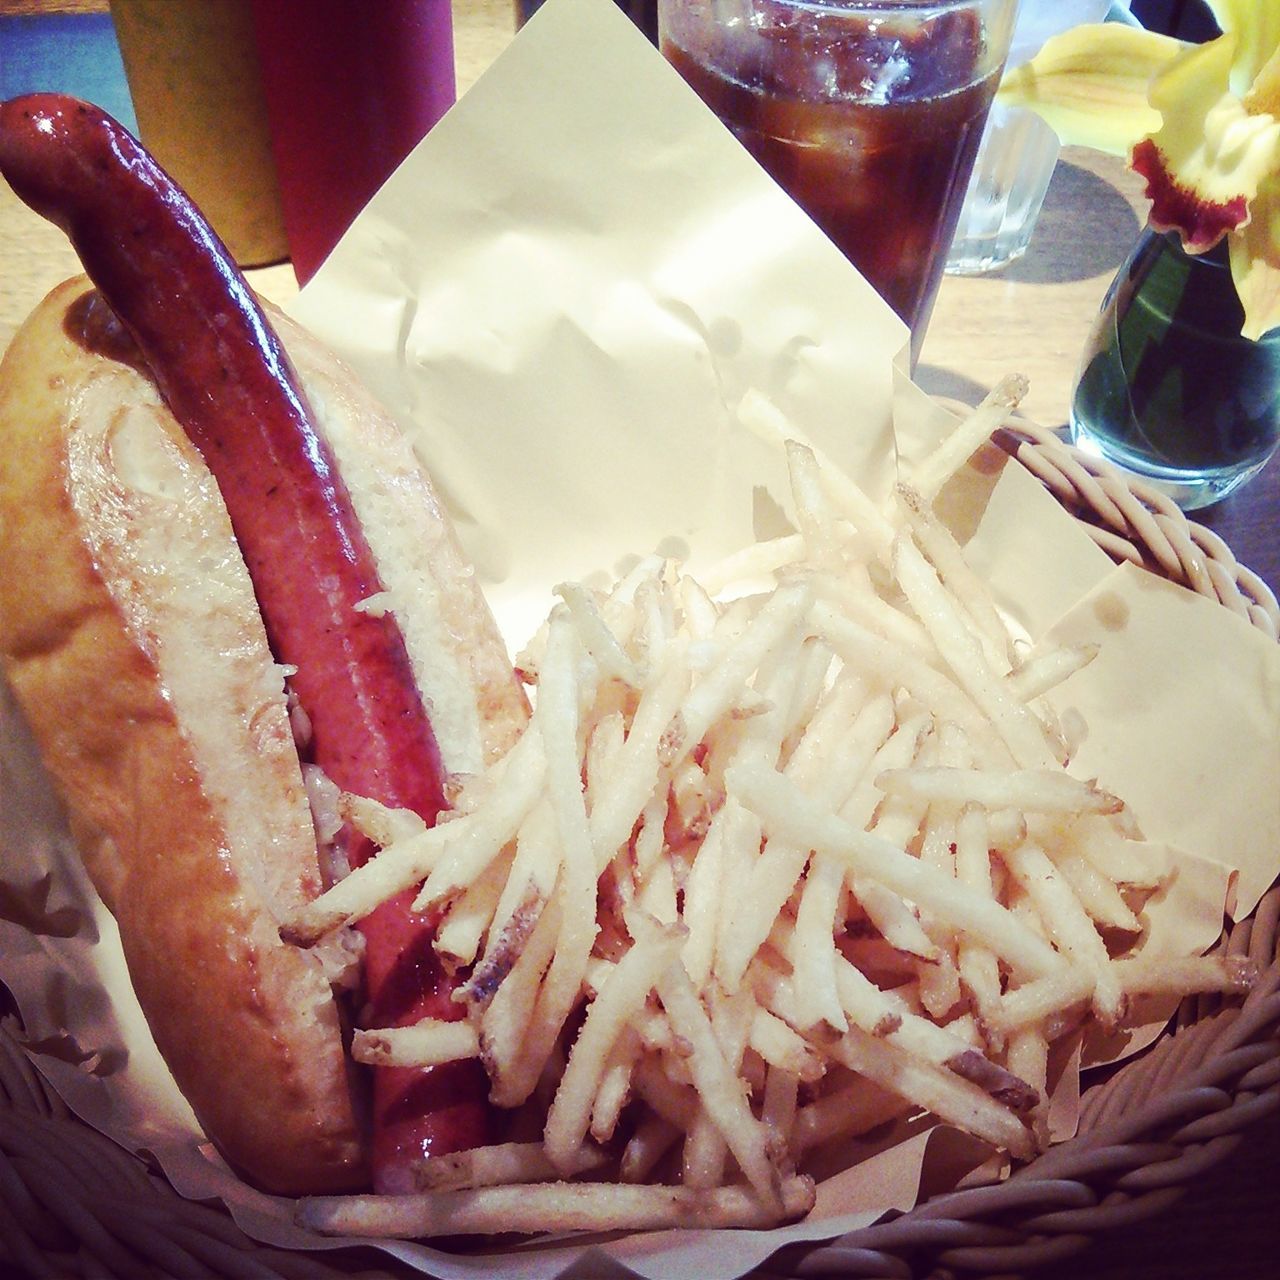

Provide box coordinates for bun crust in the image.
[268,306,528,776]
[0,279,372,1193]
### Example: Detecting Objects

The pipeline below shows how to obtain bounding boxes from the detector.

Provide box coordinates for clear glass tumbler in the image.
[657,0,1017,362]
[945,101,1060,275]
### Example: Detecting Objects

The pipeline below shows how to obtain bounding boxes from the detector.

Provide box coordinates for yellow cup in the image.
[109,0,287,267]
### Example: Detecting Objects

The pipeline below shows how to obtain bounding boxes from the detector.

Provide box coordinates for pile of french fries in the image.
[288,391,1255,1239]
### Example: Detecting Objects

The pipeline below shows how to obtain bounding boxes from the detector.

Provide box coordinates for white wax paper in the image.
[287,0,907,646]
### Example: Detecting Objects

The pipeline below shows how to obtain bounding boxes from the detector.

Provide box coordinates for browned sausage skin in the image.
[0,93,492,1190]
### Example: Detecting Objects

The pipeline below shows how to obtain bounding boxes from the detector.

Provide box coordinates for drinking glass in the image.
[945,101,1060,275]
[109,0,287,267]
[250,0,457,284]
[657,0,1017,362]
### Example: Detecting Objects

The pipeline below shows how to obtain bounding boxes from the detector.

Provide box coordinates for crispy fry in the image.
[876,766,1123,816]
[435,845,512,967]
[793,1078,910,1155]
[1003,840,1125,1026]
[590,1027,644,1145]
[300,1176,817,1237]
[544,919,684,1172]
[892,535,1055,770]
[493,621,599,1109]
[1005,643,1100,702]
[730,762,1065,980]
[952,804,1007,1050]
[588,643,690,869]
[352,1020,479,1069]
[480,893,561,1096]
[657,960,784,1211]
[761,1065,801,1149]
[910,374,1028,501]
[279,821,451,946]
[895,481,1013,672]
[825,1025,1036,1159]
[735,388,894,561]
[409,729,548,914]
[661,581,812,767]
[283,435,1257,1237]
[407,1141,607,1192]
[455,887,544,1009]
[620,1113,683,1183]
[1049,850,1142,933]
[555,581,643,688]
[341,793,426,846]
[1114,952,1259,997]
[811,600,1010,764]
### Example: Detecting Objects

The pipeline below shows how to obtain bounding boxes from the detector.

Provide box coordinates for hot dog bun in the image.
[0,278,526,1194]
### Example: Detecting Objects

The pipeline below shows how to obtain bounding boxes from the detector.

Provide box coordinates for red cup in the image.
[250,0,457,284]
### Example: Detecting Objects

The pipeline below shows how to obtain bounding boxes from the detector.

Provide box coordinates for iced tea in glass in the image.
[659,0,1016,360]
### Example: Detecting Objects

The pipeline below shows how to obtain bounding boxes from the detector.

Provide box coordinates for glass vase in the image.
[1070,227,1280,510]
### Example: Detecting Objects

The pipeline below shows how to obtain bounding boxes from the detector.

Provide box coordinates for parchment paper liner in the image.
[1,2,1277,1277]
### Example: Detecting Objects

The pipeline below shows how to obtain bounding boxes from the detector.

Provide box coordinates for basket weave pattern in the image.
[2,428,1277,1280]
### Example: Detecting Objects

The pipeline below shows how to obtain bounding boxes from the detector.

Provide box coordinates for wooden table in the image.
[1,3,1276,1278]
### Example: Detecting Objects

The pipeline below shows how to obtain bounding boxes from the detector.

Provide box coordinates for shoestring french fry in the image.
[810,571,939,660]
[909,373,1029,501]
[1002,841,1126,1026]
[822,1025,1037,1159]
[736,387,895,562]
[792,1078,911,1156]
[713,685,891,991]
[544,917,684,1173]
[876,767,1123,816]
[412,730,548,914]
[353,1020,480,1069]
[1045,849,1143,934]
[895,482,1014,671]
[408,1141,608,1192]
[761,1064,801,1148]
[293,434,1256,1243]
[620,1114,683,1183]
[590,1026,644,1145]
[811,601,1011,763]
[787,438,846,573]
[300,1176,818,1237]
[892,535,1057,770]
[1005,642,1101,703]
[435,848,513,966]
[730,764,1067,981]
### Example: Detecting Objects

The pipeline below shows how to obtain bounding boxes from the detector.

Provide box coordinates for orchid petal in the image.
[1203,0,1280,95]
[1229,175,1280,339]
[1245,43,1280,116]
[1135,35,1280,250]
[997,24,1182,157]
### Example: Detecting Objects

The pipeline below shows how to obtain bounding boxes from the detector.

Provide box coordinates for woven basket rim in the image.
[2,429,1277,1280]
[991,415,1280,639]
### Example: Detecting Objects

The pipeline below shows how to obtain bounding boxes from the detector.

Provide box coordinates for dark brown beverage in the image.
[661,1,1008,358]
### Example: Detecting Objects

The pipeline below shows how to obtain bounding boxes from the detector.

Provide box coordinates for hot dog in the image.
[0,95,528,1195]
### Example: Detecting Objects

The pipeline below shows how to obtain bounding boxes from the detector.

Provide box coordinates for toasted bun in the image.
[0,278,524,1193]
[266,305,527,776]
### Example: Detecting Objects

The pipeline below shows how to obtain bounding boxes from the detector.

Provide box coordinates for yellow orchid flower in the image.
[999,1,1280,339]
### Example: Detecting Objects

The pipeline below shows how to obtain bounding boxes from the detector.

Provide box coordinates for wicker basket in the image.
[2,422,1278,1280]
